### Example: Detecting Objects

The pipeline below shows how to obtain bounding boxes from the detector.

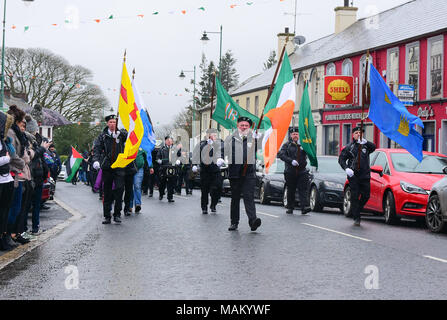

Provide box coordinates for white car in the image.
[58,165,67,181]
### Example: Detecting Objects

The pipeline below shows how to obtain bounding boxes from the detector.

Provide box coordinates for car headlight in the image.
[323,181,344,190]
[400,181,429,195]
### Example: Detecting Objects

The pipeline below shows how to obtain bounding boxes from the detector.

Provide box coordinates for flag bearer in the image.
[338,126,376,226]
[278,127,311,215]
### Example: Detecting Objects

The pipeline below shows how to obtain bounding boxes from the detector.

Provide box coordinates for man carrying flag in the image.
[65,146,83,184]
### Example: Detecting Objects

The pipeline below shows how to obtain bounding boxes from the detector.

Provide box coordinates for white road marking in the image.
[174,195,189,200]
[256,211,280,218]
[423,255,447,263]
[301,223,372,242]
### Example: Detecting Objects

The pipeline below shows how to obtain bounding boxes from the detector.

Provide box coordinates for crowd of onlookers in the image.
[0,105,61,251]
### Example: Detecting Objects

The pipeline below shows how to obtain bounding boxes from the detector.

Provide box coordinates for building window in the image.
[406,42,419,101]
[342,59,353,76]
[310,69,319,109]
[246,97,250,112]
[387,47,399,95]
[428,36,443,99]
[343,123,351,146]
[324,125,340,156]
[422,121,435,152]
[203,113,208,128]
[380,132,400,149]
[297,73,305,106]
[47,128,51,139]
[254,96,259,116]
[326,63,336,76]
[359,55,373,106]
[236,99,239,105]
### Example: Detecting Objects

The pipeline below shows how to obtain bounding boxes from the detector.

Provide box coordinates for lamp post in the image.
[1,0,34,111]
[179,66,196,146]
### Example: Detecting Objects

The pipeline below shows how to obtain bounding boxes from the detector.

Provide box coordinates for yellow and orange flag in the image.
[111,59,144,168]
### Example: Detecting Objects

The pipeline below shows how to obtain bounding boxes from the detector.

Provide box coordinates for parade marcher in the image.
[176,151,192,195]
[278,127,312,215]
[142,147,158,197]
[183,152,194,195]
[156,137,181,202]
[127,148,148,214]
[338,126,376,226]
[192,128,224,214]
[93,114,128,224]
[224,117,262,231]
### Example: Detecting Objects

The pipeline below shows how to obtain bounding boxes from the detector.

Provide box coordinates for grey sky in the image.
[6,0,409,126]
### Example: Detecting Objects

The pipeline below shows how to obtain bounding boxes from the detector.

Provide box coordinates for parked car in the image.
[41,179,51,203]
[58,164,66,181]
[343,148,447,224]
[426,174,447,233]
[308,156,346,212]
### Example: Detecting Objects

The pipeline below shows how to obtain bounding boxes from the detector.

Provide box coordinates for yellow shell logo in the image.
[328,79,351,101]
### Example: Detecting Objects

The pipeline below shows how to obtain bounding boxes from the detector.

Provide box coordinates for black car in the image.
[308,156,346,212]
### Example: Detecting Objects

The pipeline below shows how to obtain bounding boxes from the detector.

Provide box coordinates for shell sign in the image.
[324,76,354,105]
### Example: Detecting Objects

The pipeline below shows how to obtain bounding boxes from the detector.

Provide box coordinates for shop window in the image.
[387,48,399,95]
[422,121,435,152]
[428,36,443,99]
[343,123,351,146]
[406,42,419,101]
[324,125,340,156]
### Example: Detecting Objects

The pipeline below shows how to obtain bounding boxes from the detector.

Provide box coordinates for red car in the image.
[343,148,447,224]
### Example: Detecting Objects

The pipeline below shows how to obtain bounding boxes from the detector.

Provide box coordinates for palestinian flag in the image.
[65,146,83,183]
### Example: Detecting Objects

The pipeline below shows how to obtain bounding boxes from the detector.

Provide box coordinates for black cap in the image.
[289,127,299,133]
[164,135,171,140]
[237,116,253,126]
[105,114,116,122]
[352,126,365,133]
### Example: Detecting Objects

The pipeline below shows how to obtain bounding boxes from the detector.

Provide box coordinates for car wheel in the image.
[283,187,288,208]
[309,185,323,212]
[259,183,270,205]
[343,186,352,218]
[426,194,446,233]
[383,191,399,225]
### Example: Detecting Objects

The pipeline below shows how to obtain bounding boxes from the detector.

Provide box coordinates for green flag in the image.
[213,77,260,129]
[298,83,318,168]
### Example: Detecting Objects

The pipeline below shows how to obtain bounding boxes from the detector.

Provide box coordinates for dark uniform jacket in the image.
[93,127,128,171]
[338,139,376,179]
[192,140,224,174]
[224,130,260,179]
[156,145,181,166]
[277,140,308,174]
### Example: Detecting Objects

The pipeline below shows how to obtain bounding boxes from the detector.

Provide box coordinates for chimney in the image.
[334,1,358,34]
[277,27,295,58]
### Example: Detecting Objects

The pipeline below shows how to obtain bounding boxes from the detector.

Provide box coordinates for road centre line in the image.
[301,223,372,242]
[423,255,447,263]
[218,203,280,218]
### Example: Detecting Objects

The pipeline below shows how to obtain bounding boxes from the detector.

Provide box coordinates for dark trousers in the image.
[349,177,371,221]
[147,172,158,194]
[284,171,309,210]
[102,169,125,218]
[159,174,176,200]
[200,171,220,210]
[184,173,193,194]
[25,183,43,232]
[0,182,14,235]
[123,173,135,210]
[142,170,150,194]
[229,177,257,225]
[175,171,184,194]
[12,180,33,234]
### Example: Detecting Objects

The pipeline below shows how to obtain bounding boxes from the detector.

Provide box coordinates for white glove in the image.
[291,160,298,167]
[346,168,354,177]
[192,166,198,173]
[0,155,10,166]
[93,161,100,170]
[252,131,261,139]
[216,158,225,167]
[112,130,120,139]
[175,159,181,165]
[207,139,213,145]
[358,138,367,145]
[157,159,162,164]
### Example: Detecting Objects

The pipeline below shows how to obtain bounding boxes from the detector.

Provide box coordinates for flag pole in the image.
[209,72,216,129]
[357,50,370,170]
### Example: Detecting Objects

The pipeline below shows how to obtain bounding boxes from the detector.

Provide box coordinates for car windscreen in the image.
[313,157,345,174]
[391,153,447,173]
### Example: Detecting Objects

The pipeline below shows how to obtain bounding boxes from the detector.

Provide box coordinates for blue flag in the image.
[369,64,424,162]
[132,79,156,166]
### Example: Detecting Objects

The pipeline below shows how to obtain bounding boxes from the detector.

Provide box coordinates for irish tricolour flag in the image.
[261,52,295,173]
[65,146,83,183]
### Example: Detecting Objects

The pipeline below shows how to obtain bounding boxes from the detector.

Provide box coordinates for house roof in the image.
[232,0,447,96]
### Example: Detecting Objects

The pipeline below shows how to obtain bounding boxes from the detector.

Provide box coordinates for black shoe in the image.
[124,208,131,216]
[286,208,293,214]
[228,224,238,231]
[113,216,122,224]
[301,207,311,215]
[168,199,175,203]
[210,206,216,213]
[354,219,361,226]
[202,210,208,214]
[4,235,17,249]
[0,236,11,250]
[159,194,164,200]
[149,193,153,197]
[41,204,50,210]
[102,217,111,224]
[250,218,262,231]
[135,205,141,213]
[12,234,30,245]
[142,191,148,196]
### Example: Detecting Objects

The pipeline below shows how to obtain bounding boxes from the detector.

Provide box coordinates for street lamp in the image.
[178,66,196,146]
[1,0,35,111]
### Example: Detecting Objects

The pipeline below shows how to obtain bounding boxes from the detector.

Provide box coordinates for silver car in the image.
[426,172,447,233]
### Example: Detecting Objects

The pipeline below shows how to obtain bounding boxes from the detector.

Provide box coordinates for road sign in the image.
[398,84,415,106]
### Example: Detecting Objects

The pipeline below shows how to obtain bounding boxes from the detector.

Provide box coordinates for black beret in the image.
[105,114,116,122]
[164,135,171,140]
[289,127,299,133]
[352,126,365,133]
[237,116,253,126]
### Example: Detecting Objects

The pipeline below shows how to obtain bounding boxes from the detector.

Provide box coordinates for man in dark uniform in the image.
[278,127,311,215]
[93,114,128,224]
[192,128,225,214]
[156,136,181,202]
[338,126,376,226]
[224,117,262,231]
